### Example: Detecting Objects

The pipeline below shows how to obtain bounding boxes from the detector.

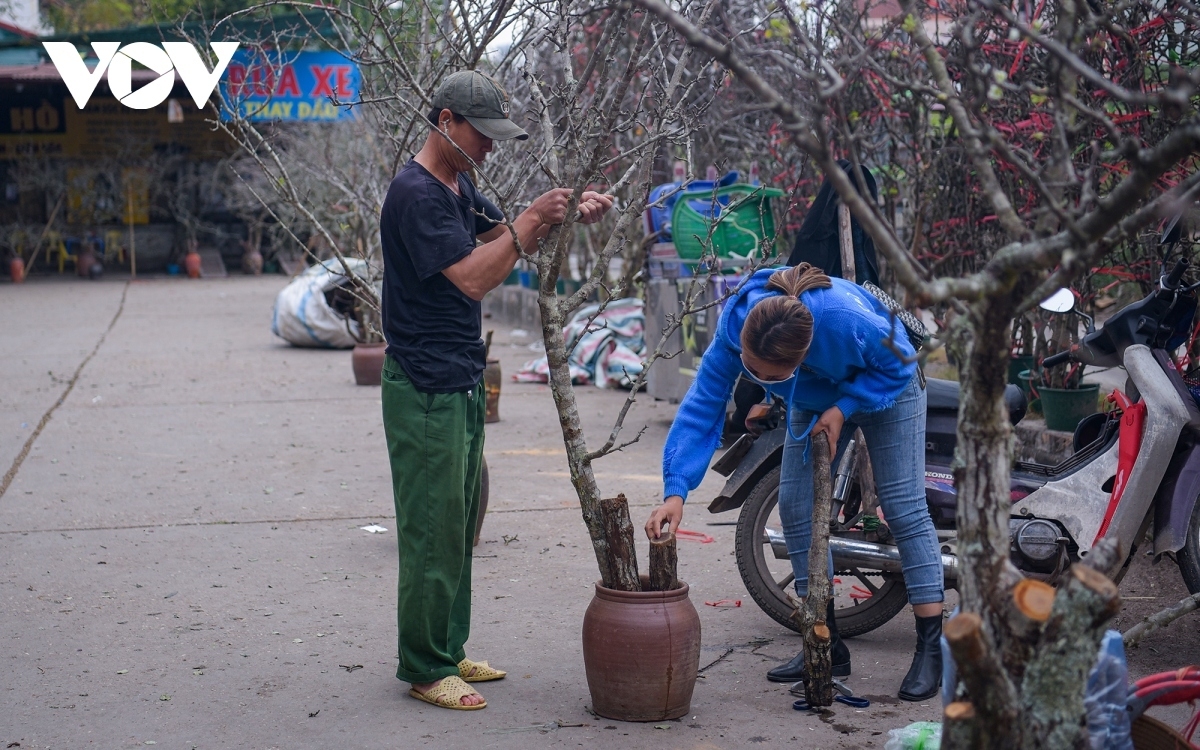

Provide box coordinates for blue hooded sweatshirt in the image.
[662,267,917,502]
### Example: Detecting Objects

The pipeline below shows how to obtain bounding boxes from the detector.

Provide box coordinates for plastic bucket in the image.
[1009,355,1035,385]
[1040,383,1100,432]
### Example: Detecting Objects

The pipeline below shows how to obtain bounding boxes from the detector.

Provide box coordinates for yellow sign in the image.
[0,95,232,159]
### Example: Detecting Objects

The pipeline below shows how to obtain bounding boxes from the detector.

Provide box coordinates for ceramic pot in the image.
[483,358,502,423]
[242,250,264,275]
[9,256,25,284]
[352,342,387,386]
[185,250,202,278]
[582,577,701,722]
[76,246,96,278]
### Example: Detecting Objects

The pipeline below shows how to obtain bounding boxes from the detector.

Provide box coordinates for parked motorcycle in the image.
[710,255,1200,637]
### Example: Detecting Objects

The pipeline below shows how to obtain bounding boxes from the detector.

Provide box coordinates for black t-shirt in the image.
[380,160,503,393]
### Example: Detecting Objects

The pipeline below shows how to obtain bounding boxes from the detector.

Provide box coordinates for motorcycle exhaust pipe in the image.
[768,530,958,582]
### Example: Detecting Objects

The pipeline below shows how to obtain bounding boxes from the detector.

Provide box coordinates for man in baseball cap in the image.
[431,70,529,142]
[378,69,611,711]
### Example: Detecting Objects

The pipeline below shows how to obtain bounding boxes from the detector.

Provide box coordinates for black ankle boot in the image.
[898,613,943,701]
[766,599,851,682]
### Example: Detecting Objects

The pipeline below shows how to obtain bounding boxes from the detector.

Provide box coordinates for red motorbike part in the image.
[1094,390,1146,544]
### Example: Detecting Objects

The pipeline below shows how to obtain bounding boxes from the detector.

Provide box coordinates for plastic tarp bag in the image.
[1085,630,1133,750]
[272,258,369,349]
[884,722,942,750]
[515,297,645,388]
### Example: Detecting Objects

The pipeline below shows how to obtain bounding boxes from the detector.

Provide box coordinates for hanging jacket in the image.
[787,159,880,286]
[661,267,916,502]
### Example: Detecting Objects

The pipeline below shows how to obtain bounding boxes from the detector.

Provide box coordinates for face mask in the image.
[741,354,792,386]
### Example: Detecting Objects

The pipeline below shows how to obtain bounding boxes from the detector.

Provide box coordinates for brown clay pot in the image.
[76,246,96,278]
[483,358,502,423]
[352,342,387,386]
[9,256,25,284]
[582,577,701,722]
[242,249,264,275]
[184,250,202,279]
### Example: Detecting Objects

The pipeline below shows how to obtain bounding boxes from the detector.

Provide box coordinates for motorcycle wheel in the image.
[734,465,910,638]
[1178,495,1200,595]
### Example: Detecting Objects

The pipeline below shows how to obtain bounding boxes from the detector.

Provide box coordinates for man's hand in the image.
[527,188,573,226]
[645,496,683,540]
[576,191,614,224]
[813,406,845,451]
[744,403,772,436]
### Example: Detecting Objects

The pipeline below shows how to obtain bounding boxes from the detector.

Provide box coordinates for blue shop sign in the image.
[220,50,360,121]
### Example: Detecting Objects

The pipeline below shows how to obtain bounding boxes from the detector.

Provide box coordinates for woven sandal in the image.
[408,675,487,710]
[459,658,507,683]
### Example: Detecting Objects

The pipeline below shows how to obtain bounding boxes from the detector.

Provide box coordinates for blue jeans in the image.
[778,373,944,606]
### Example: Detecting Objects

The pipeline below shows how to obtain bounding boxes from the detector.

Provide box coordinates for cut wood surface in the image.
[943,702,980,749]
[648,531,678,592]
[1012,579,1056,622]
[599,494,642,592]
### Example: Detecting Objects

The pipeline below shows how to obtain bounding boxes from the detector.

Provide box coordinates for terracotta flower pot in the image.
[242,250,263,275]
[582,577,701,722]
[352,342,387,386]
[184,250,202,278]
[483,358,502,423]
[9,256,25,284]
[76,246,96,278]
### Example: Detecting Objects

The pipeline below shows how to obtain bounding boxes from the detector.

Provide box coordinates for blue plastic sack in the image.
[1085,630,1133,750]
[645,170,739,239]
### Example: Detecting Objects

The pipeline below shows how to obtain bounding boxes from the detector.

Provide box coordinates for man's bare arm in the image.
[443,189,612,301]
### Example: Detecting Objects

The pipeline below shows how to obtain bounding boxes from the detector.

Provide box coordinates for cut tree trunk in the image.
[943,702,980,748]
[534,237,617,588]
[649,531,679,592]
[799,431,834,708]
[1020,564,1121,749]
[599,495,642,592]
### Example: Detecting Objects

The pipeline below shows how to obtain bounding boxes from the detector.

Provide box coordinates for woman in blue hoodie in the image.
[644,263,944,701]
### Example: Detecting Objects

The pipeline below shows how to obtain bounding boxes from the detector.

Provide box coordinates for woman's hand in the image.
[813,406,845,450]
[645,496,683,540]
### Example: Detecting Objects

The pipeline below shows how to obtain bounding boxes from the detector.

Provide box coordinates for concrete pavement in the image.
[1,276,1195,749]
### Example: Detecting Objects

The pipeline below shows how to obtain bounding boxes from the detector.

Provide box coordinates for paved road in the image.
[1,276,1194,749]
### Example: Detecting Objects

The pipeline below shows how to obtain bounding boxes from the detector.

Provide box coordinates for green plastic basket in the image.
[671,184,785,261]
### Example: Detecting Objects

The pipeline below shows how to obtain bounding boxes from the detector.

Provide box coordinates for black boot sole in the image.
[897,681,941,702]
[766,662,851,682]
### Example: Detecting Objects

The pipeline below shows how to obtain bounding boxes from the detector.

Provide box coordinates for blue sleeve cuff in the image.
[834,395,860,421]
[664,477,691,503]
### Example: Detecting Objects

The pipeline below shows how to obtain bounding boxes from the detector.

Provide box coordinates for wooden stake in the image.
[648,531,678,592]
[599,494,642,592]
[800,431,834,707]
[837,202,855,282]
[20,194,64,274]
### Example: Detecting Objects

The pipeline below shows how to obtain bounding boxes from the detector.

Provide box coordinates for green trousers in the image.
[381,355,485,684]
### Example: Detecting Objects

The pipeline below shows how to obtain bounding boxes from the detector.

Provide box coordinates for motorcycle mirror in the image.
[1038,288,1076,314]
[1160,213,1184,247]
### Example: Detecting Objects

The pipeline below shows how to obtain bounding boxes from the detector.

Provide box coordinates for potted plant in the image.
[1033,293,1099,432]
[1009,311,1036,385]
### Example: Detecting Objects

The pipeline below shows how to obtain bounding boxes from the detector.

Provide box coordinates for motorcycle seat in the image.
[925,377,1027,425]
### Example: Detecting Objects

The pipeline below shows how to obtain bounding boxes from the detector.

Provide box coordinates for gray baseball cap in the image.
[431,70,529,141]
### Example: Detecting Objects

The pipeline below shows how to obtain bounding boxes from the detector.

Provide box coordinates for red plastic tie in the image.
[677,529,715,543]
[704,599,742,608]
